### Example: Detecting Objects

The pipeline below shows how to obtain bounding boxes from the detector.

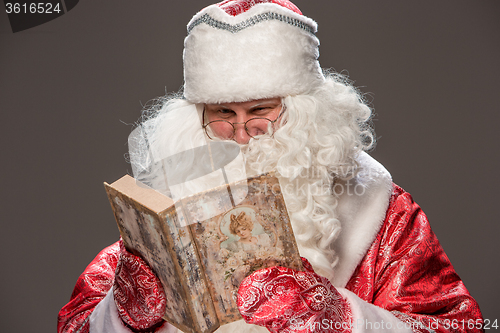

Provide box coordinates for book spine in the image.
[161,204,220,333]
[105,185,200,332]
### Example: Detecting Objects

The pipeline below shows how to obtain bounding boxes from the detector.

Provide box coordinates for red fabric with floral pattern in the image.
[216,0,302,16]
[345,184,484,332]
[237,258,352,333]
[58,184,484,333]
[58,242,120,333]
[57,241,167,333]
[113,241,166,330]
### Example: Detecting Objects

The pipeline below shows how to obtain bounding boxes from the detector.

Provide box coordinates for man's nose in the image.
[233,123,251,144]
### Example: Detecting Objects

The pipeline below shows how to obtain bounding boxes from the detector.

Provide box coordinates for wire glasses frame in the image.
[202,105,285,141]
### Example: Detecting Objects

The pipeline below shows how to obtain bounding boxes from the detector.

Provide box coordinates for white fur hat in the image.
[183,0,325,104]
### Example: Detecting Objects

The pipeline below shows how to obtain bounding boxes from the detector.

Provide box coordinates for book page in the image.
[184,173,303,325]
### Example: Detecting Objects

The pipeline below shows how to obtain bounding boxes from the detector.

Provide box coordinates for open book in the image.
[104,172,303,333]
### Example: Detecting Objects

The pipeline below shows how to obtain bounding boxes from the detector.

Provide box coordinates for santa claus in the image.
[58,1,483,332]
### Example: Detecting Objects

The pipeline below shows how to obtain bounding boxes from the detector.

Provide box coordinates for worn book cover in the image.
[104,172,303,333]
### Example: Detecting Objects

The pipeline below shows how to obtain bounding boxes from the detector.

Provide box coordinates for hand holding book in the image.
[237,258,352,333]
[114,241,166,331]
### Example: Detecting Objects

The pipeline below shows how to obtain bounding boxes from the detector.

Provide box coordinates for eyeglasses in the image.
[202,105,285,141]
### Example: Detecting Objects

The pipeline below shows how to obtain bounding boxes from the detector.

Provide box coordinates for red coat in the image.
[57,155,483,332]
[57,185,483,333]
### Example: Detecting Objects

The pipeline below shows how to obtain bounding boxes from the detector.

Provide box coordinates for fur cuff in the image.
[89,288,132,333]
[89,288,176,333]
[338,288,413,333]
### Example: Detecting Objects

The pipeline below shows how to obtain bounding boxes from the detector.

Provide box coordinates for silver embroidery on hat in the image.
[187,12,316,35]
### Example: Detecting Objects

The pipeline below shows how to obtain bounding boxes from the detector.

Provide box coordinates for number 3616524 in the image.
[5,3,62,14]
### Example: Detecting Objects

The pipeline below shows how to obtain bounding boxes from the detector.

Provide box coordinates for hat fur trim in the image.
[183,3,324,104]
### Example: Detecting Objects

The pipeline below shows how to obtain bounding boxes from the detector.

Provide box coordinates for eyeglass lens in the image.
[206,118,274,140]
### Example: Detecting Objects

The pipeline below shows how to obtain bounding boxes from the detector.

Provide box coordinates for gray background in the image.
[1,1,498,332]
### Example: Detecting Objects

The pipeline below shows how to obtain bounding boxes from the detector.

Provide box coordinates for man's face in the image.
[204,97,282,144]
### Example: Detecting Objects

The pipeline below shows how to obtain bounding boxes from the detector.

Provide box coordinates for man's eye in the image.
[217,109,234,117]
[252,107,273,116]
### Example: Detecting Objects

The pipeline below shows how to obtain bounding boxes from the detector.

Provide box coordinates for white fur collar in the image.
[332,152,393,287]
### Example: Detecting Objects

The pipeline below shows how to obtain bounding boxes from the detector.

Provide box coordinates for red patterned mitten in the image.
[113,241,167,330]
[237,258,352,333]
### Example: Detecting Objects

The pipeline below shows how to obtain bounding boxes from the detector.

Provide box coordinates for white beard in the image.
[241,137,342,282]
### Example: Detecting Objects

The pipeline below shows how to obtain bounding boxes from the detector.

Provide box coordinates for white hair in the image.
[128,72,374,282]
[242,72,374,280]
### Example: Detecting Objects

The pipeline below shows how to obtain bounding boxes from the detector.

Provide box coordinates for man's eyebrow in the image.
[249,102,278,109]
[209,105,232,111]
